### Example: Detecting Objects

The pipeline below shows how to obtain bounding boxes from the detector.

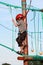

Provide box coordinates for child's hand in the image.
[12,18,14,22]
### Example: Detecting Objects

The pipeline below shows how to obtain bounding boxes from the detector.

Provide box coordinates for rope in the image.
[28,0,32,9]
[31,32,34,52]
[31,11,36,21]
[0,1,43,12]
[0,43,30,56]
[37,12,39,53]
[9,7,13,18]
[0,43,43,60]
[41,12,43,28]
[30,0,36,21]
[40,32,42,52]
[0,24,14,32]
[9,7,14,50]
[0,43,21,55]
[33,11,37,54]
[30,0,32,6]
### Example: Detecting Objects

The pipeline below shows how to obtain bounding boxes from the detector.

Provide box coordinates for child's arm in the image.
[23,0,32,20]
[12,18,20,27]
[26,10,29,16]
[12,18,18,27]
[23,10,29,22]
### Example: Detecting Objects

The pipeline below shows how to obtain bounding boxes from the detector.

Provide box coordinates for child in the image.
[12,10,29,54]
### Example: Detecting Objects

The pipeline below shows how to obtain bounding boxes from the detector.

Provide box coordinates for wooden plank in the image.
[17,56,33,61]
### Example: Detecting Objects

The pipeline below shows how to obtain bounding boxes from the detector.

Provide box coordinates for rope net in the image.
[0,1,43,60]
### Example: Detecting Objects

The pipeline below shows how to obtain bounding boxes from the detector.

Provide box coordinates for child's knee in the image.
[16,37,23,47]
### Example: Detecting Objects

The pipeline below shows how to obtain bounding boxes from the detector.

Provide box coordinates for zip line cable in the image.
[0,1,43,12]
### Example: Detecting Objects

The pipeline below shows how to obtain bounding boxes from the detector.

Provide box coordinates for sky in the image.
[0,0,43,65]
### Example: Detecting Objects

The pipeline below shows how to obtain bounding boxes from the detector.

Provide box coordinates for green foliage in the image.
[2,63,11,65]
[28,61,43,65]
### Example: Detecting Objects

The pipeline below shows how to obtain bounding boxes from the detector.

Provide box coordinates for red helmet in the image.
[16,14,23,21]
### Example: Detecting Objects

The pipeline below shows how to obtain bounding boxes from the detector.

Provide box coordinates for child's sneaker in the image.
[17,51,24,55]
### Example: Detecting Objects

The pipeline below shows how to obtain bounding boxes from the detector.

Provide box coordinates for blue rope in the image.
[40,32,42,52]
[9,7,15,50]
[31,32,34,51]
[33,11,37,54]
[37,12,39,53]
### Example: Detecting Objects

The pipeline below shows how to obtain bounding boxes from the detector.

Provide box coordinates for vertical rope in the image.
[31,32,34,52]
[38,12,39,54]
[9,7,13,18]
[30,0,32,7]
[41,12,43,28]
[12,24,14,50]
[40,32,42,52]
[39,32,43,55]
[33,11,37,54]
[9,7,14,50]
[27,0,32,10]
[29,0,32,8]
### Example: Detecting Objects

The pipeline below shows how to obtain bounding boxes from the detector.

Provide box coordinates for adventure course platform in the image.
[17,55,43,61]
[0,1,43,65]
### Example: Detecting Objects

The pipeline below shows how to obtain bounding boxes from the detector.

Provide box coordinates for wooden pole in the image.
[21,0,28,65]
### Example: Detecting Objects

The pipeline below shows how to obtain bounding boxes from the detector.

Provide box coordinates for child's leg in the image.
[20,46,24,52]
[22,39,27,50]
[21,31,27,41]
[16,31,27,54]
[16,31,27,46]
[16,36,25,53]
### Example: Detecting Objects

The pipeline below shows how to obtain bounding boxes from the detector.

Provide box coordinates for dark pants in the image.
[16,31,27,47]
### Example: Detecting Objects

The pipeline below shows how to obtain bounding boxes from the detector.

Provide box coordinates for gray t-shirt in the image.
[17,20,26,33]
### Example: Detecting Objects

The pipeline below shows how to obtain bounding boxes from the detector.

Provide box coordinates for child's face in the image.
[17,18,23,22]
